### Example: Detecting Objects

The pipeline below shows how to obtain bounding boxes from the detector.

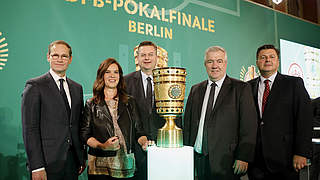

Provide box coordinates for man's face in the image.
[137,45,157,73]
[205,50,227,82]
[47,44,72,76]
[256,49,279,78]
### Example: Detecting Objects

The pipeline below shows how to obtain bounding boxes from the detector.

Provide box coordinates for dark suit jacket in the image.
[80,97,146,157]
[124,70,165,141]
[312,97,320,128]
[248,72,312,173]
[21,72,85,173]
[124,70,166,180]
[184,76,257,179]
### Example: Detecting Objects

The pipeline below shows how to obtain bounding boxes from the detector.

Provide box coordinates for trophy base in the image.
[156,115,183,148]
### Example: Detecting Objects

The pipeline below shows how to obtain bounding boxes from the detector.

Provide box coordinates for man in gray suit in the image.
[183,46,257,180]
[21,40,86,180]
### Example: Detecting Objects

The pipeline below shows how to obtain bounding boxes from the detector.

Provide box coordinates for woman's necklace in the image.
[105,98,118,109]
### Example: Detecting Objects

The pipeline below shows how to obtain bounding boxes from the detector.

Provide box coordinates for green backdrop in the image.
[1,0,320,179]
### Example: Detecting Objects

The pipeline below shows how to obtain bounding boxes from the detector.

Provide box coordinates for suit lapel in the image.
[211,76,231,116]
[134,71,146,99]
[67,78,74,119]
[197,81,208,119]
[252,78,260,117]
[263,73,282,115]
[45,72,66,109]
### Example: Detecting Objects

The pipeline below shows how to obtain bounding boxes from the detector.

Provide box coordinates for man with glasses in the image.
[247,44,313,180]
[183,46,257,179]
[21,40,86,180]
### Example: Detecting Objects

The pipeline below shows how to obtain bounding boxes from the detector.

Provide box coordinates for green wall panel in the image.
[0,0,319,179]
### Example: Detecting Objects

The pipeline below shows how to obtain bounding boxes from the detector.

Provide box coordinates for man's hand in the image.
[32,170,47,180]
[78,163,86,175]
[138,136,155,151]
[293,155,307,172]
[233,160,248,175]
[142,140,155,151]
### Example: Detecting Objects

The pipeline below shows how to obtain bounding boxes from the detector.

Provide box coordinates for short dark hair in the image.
[256,44,280,60]
[48,40,72,56]
[137,41,157,54]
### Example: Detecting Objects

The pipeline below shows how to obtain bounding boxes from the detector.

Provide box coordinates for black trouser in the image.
[248,131,298,180]
[310,143,320,180]
[29,148,79,180]
[47,147,79,180]
[194,151,211,180]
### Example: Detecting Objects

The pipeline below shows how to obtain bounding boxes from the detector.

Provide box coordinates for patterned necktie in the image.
[146,77,153,114]
[262,80,270,114]
[202,82,216,155]
[59,79,71,118]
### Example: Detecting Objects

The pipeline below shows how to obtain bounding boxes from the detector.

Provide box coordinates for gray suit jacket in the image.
[184,76,257,179]
[21,72,85,173]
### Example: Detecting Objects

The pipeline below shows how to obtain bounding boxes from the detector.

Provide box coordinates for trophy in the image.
[153,67,187,148]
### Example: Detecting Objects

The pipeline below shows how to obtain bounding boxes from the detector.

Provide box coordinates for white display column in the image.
[147,146,194,180]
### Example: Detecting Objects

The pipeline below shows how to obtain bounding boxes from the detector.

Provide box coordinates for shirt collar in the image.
[50,69,66,82]
[260,71,277,84]
[208,74,226,88]
[140,70,153,81]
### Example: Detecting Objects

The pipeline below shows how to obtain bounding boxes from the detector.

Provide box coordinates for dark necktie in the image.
[262,80,270,114]
[146,77,153,114]
[59,79,71,119]
[202,82,216,155]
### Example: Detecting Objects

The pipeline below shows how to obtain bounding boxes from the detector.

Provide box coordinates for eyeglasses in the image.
[50,54,70,61]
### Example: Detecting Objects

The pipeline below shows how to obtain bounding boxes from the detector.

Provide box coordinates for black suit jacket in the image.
[124,70,165,141]
[21,72,85,173]
[248,72,312,173]
[312,97,320,128]
[124,71,166,180]
[184,76,257,179]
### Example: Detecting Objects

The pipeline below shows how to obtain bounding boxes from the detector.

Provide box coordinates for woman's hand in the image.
[99,136,120,151]
[87,136,120,151]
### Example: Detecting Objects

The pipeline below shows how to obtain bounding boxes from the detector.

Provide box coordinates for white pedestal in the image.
[147,146,194,180]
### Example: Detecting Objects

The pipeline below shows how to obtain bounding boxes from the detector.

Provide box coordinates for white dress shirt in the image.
[140,70,154,97]
[50,69,71,108]
[257,72,277,118]
[194,75,226,154]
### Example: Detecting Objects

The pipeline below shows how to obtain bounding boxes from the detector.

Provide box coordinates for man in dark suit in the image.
[183,46,257,180]
[247,44,313,180]
[124,41,165,180]
[311,97,320,180]
[312,97,320,128]
[21,40,86,180]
